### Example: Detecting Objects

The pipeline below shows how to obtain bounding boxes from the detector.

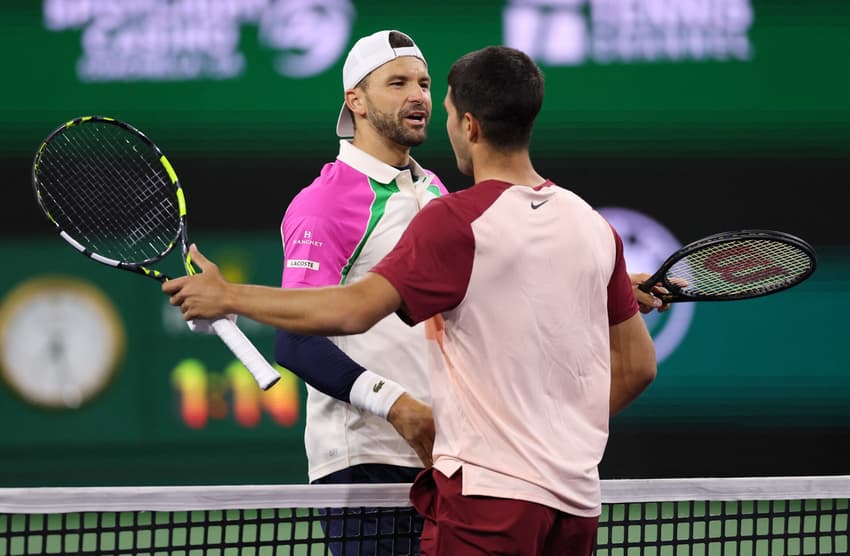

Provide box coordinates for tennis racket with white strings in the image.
[639,229,817,303]
[32,116,281,390]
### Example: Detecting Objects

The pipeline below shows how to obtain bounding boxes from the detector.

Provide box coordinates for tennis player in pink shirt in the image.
[165,45,658,555]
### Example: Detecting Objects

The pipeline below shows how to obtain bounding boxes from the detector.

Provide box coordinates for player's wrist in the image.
[349,370,406,419]
[222,282,241,316]
[386,392,411,423]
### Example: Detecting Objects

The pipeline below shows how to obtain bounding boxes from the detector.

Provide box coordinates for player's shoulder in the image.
[447,179,513,208]
[415,182,492,225]
[300,159,361,193]
[287,159,366,212]
[541,181,597,212]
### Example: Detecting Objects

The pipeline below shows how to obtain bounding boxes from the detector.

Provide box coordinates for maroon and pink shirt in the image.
[373,179,638,516]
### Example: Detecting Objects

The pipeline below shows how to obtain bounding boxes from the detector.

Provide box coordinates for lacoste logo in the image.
[373,381,385,393]
[531,200,549,209]
[286,259,320,270]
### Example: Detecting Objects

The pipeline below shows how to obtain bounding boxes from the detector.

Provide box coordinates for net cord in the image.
[1,476,848,514]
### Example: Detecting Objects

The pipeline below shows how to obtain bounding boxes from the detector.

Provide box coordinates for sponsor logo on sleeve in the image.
[286,259,320,271]
[294,229,324,247]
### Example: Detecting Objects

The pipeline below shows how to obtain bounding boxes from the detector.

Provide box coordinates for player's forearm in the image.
[609,313,657,416]
[224,283,371,335]
[274,330,367,401]
[610,345,656,415]
[610,365,654,415]
[387,393,435,467]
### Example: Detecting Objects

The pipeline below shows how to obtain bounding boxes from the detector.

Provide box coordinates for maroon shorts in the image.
[410,467,598,556]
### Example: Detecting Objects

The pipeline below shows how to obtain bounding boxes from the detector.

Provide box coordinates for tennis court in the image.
[2,476,847,555]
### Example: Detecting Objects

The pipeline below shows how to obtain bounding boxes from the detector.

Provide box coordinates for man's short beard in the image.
[366,99,427,147]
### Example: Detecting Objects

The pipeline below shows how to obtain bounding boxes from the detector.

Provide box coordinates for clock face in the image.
[0,276,125,409]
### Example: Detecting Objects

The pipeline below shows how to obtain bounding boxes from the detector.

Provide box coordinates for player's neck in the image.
[472,149,544,188]
[351,132,411,168]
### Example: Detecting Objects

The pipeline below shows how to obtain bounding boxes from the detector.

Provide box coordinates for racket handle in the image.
[210,318,281,390]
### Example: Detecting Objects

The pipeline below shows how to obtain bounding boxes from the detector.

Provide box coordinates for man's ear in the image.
[345,89,367,118]
[465,112,480,143]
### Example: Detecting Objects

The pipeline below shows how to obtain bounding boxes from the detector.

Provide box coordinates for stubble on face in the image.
[364,95,428,147]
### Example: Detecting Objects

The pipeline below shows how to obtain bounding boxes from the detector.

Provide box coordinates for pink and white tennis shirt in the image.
[281,140,448,482]
[372,179,638,517]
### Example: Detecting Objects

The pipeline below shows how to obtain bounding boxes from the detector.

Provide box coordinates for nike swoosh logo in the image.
[531,200,549,209]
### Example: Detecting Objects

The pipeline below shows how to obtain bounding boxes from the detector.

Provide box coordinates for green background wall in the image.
[1,237,847,486]
[1,0,848,486]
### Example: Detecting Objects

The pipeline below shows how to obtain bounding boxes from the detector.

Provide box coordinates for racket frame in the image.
[32,116,280,390]
[638,229,817,303]
[33,116,184,282]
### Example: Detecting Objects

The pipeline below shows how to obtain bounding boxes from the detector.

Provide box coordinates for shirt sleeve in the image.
[282,212,354,288]
[607,226,640,325]
[276,198,370,402]
[371,198,474,325]
[274,329,366,402]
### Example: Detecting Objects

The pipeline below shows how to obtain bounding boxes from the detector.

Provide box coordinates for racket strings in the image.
[669,240,811,297]
[61,123,176,259]
[38,127,160,259]
[55,129,146,252]
[35,121,180,263]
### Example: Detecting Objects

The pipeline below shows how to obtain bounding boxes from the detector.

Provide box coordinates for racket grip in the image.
[210,318,281,390]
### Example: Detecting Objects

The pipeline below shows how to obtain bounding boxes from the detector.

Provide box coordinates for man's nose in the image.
[407,84,427,103]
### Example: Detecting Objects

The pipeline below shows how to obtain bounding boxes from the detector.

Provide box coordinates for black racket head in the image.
[32,116,186,270]
[645,230,817,302]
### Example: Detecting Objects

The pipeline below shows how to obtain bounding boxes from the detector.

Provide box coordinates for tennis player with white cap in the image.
[272,29,447,554]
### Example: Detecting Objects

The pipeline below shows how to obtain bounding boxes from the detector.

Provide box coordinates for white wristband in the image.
[349,370,406,419]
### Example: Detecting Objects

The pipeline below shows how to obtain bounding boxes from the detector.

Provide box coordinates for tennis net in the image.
[0,476,847,555]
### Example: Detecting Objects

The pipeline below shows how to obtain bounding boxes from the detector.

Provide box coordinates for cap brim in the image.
[336,103,354,137]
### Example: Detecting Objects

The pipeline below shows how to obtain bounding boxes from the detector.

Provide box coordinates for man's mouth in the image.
[403,111,428,125]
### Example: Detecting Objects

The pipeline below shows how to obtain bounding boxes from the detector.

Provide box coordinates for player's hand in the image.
[163,244,232,320]
[630,272,671,314]
[387,393,435,467]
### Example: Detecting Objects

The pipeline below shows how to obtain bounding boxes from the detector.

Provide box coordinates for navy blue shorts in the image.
[312,463,424,555]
